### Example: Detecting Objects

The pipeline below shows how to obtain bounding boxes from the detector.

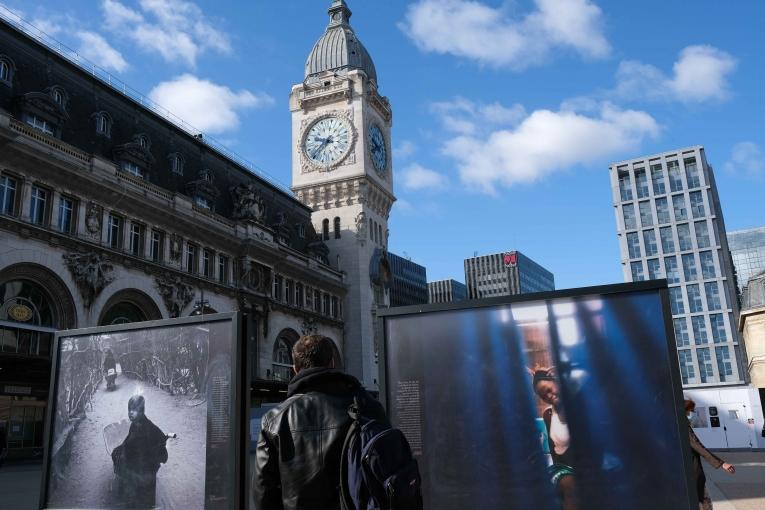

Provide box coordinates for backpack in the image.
[339,396,423,510]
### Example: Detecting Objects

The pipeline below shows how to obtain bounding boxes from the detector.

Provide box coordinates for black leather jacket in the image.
[253,368,388,510]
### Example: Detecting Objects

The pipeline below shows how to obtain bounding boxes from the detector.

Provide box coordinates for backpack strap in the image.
[339,396,363,510]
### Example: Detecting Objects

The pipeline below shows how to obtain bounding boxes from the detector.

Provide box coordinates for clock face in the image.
[368,124,387,174]
[303,117,351,166]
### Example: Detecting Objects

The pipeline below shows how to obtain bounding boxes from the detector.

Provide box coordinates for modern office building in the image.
[388,253,428,307]
[428,279,467,304]
[464,251,554,300]
[728,227,765,297]
[610,146,743,386]
[611,146,765,449]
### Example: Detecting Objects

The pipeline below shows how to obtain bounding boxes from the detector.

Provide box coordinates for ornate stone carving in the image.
[154,274,194,318]
[231,183,266,223]
[85,203,101,236]
[355,211,367,243]
[239,259,272,295]
[301,317,318,336]
[169,234,182,262]
[62,252,114,308]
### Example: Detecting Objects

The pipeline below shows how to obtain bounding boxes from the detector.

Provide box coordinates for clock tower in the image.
[290,0,395,390]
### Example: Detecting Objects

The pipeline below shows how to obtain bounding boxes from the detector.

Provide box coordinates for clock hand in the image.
[310,138,330,159]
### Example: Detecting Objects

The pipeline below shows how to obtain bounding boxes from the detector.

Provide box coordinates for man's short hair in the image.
[129,395,145,413]
[684,398,695,413]
[292,335,335,372]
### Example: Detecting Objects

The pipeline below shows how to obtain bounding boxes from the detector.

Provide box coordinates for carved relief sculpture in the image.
[301,317,318,336]
[169,234,182,262]
[239,259,271,295]
[231,183,266,223]
[62,252,114,307]
[154,274,194,318]
[85,203,101,237]
[355,211,367,243]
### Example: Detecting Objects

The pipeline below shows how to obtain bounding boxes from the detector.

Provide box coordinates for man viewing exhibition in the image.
[252,335,388,510]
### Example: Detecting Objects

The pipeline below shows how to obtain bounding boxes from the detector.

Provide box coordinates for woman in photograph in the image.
[530,366,579,510]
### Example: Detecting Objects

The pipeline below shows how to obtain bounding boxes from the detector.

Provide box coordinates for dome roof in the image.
[305,1,377,84]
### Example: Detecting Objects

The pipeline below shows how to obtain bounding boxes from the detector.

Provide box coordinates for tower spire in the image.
[328,0,352,27]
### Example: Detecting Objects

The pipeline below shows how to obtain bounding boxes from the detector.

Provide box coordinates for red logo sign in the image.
[503,252,517,267]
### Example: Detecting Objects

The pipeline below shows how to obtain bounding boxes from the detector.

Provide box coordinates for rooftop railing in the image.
[0,5,292,195]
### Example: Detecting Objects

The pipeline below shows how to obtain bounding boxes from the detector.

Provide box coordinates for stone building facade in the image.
[290,0,395,390]
[740,272,765,389]
[0,16,345,458]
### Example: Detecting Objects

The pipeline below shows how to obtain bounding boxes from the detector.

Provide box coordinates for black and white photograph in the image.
[41,315,240,510]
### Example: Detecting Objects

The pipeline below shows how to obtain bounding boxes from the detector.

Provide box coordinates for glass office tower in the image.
[610,146,744,386]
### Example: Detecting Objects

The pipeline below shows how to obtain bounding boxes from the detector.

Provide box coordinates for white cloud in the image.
[400,163,449,190]
[76,31,129,72]
[31,17,63,35]
[101,0,231,67]
[394,140,417,160]
[148,74,273,134]
[723,142,765,177]
[431,97,526,135]
[442,102,659,193]
[399,0,610,70]
[616,45,737,103]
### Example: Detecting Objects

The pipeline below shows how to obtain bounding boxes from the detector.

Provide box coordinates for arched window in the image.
[169,153,184,175]
[101,301,146,325]
[334,217,341,239]
[136,134,150,150]
[50,86,67,108]
[322,218,330,241]
[272,329,299,382]
[0,280,56,356]
[97,289,162,326]
[377,224,383,245]
[94,111,112,137]
[0,57,13,84]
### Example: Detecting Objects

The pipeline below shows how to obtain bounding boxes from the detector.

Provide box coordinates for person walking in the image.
[253,334,388,510]
[685,398,735,510]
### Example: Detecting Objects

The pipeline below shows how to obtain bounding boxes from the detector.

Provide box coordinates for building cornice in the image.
[293,175,395,218]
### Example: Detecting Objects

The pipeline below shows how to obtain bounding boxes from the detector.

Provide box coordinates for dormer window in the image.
[24,113,55,136]
[136,135,150,150]
[169,153,184,175]
[0,57,13,85]
[120,160,144,178]
[50,87,67,108]
[95,112,112,137]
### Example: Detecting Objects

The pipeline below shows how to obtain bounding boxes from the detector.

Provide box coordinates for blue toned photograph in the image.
[383,285,694,510]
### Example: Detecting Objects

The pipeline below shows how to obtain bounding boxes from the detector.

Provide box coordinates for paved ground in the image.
[2,451,764,509]
[706,451,765,510]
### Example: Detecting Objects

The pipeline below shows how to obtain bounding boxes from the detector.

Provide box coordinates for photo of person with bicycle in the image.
[45,326,212,510]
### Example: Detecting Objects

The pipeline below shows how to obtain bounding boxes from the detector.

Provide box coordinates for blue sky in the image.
[2,0,764,289]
